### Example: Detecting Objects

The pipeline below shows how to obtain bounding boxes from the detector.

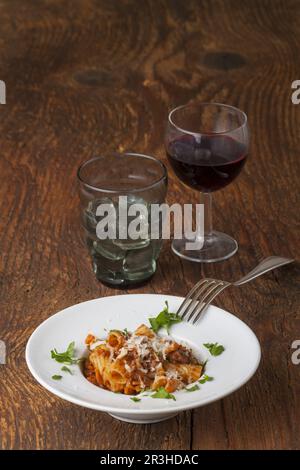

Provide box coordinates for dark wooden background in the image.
[0,0,299,450]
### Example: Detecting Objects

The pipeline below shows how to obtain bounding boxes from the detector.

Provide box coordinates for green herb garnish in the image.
[139,389,151,396]
[50,341,80,365]
[110,328,129,337]
[52,375,62,380]
[149,301,181,334]
[199,374,213,384]
[185,384,200,392]
[61,366,73,375]
[203,342,225,356]
[130,397,141,402]
[202,359,208,368]
[151,387,176,401]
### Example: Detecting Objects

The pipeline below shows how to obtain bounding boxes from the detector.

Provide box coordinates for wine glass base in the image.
[171,231,238,263]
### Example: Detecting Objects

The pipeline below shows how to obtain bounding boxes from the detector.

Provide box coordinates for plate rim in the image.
[25,294,261,415]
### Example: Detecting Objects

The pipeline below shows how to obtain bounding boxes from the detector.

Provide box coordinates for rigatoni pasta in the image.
[84,324,203,395]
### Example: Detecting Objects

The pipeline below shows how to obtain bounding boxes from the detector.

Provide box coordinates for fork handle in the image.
[233,256,294,286]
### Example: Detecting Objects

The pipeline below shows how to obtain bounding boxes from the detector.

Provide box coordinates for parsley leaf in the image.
[50,341,80,365]
[151,387,176,401]
[52,375,62,380]
[185,384,200,392]
[203,342,225,356]
[61,366,73,375]
[149,301,181,334]
[199,374,213,384]
[130,397,141,402]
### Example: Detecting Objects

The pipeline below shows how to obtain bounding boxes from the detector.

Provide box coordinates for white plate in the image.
[26,294,261,424]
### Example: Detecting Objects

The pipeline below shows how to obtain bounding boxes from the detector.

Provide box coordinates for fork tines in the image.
[177,278,229,324]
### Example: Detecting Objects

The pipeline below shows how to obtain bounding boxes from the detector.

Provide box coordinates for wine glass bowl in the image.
[165,102,249,263]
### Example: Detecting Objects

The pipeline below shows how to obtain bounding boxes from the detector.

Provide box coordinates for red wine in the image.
[166,134,247,192]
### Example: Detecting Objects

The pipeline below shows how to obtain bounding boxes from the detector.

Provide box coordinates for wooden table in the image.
[0,0,299,450]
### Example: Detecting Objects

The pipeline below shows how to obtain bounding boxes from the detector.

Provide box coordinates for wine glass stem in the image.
[201,192,213,239]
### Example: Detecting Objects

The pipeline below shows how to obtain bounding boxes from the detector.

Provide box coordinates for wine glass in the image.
[165,102,249,262]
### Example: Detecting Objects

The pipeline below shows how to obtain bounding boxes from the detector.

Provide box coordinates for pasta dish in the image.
[84,324,203,395]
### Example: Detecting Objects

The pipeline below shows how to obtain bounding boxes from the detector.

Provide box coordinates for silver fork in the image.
[177,256,294,324]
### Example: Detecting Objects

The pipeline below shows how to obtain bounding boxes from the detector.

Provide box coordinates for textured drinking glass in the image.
[77,153,167,286]
[165,102,249,263]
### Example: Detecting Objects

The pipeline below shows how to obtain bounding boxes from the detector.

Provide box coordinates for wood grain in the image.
[0,0,299,450]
